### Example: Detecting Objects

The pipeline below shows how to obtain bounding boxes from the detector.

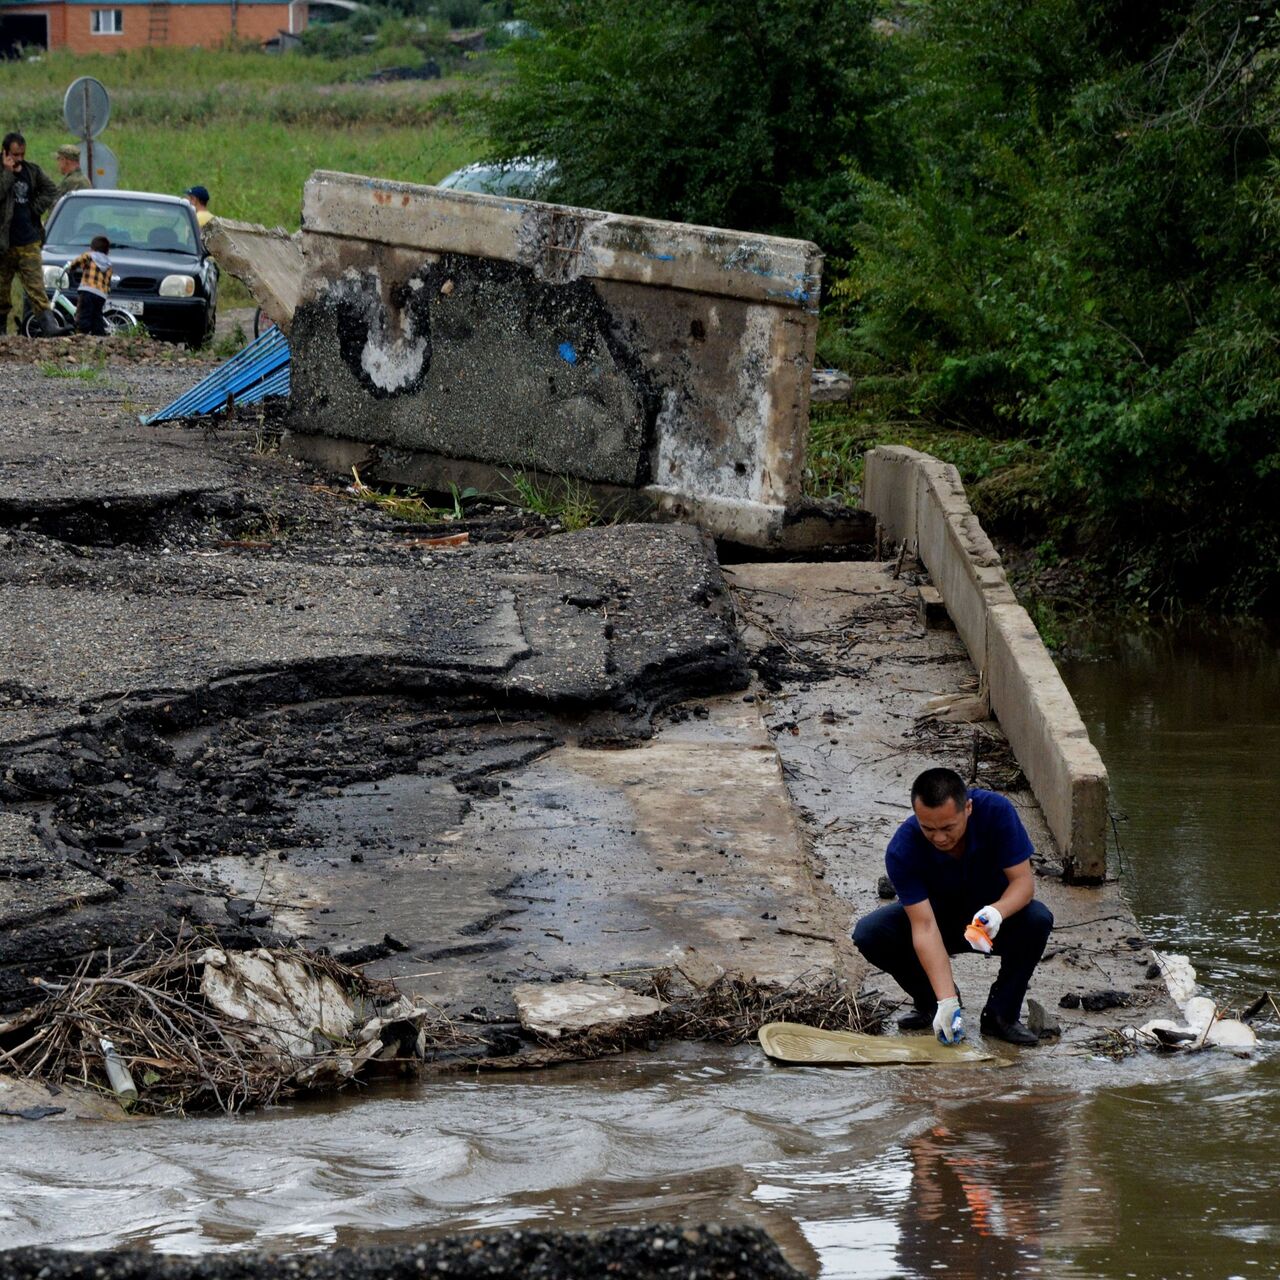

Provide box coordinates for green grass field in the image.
[6,46,489,317]
[9,47,486,226]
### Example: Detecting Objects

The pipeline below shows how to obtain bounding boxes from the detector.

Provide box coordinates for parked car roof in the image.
[436,157,556,199]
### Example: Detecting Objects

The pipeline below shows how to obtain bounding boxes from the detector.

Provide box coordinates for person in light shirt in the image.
[183,184,213,229]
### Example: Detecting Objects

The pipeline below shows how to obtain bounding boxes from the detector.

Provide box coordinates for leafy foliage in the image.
[833,0,1280,612]
[483,0,900,243]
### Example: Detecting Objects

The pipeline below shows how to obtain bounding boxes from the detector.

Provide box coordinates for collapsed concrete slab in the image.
[202,218,303,335]
[212,172,830,547]
[513,981,667,1039]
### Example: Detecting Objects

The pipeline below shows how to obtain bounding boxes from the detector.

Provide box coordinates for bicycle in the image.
[24,264,142,339]
[252,306,277,339]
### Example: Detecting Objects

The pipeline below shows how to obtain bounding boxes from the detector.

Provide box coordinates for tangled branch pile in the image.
[0,939,474,1115]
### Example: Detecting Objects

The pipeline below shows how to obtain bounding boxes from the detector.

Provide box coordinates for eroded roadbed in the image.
[0,354,1184,1115]
[1,365,864,1082]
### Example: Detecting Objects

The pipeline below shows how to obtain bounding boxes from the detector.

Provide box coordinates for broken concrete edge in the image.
[203,217,303,335]
[285,430,656,523]
[303,170,824,311]
[862,445,1109,882]
[286,432,875,552]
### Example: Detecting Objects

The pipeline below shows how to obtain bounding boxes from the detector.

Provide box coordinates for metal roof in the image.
[140,326,290,425]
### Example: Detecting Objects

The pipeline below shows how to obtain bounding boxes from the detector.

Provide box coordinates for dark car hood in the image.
[42,243,202,274]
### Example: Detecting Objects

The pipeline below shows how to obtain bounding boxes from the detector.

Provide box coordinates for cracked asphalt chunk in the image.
[0,380,747,1016]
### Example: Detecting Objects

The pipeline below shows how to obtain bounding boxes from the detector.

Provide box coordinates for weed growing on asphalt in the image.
[39,361,104,381]
[504,471,604,532]
[348,467,475,523]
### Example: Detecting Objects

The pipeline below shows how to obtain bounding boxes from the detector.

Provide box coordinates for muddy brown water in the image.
[2,625,1277,1279]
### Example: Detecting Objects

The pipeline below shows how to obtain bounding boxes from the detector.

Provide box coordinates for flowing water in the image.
[2,625,1277,1279]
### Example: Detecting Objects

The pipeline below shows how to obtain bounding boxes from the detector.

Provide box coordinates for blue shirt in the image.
[886,788,1034,912]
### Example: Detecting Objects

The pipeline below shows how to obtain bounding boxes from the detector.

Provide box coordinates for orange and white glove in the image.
[965,905,1002,953]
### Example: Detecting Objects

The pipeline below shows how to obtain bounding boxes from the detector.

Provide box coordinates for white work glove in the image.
[933,995,965,1045]
[966,905,1003,953]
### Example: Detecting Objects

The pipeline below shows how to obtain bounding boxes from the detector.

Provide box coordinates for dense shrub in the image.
[482,0,900,244]
[834,0,1280,611]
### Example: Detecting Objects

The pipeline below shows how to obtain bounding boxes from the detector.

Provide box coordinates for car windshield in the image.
[437,158,556,198]
[46,197,198,255]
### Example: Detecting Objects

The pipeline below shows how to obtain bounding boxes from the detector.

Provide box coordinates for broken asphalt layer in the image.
[0,355,752,1020]
[0,1224,808,1280]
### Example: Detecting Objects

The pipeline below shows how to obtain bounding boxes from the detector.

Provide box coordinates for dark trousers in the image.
[76,291,106,336]
[853,899,1053,1023]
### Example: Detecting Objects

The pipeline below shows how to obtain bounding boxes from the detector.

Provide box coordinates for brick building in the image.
[0,0,308,57]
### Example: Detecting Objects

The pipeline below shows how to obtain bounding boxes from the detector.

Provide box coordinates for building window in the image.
[91,9,124,34]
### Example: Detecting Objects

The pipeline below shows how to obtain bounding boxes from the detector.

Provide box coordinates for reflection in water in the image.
[1,626,1277,1278]
[897,1095,1069,1279]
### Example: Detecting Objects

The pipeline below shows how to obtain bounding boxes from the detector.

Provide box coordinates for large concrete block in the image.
[285,171,823,543]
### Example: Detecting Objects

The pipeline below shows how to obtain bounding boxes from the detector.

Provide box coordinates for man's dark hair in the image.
[911,767,968,811]
[2,132,25,154]
[90,235,110,254]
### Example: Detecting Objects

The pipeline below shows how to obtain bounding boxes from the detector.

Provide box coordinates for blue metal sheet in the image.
[140,327,291,425]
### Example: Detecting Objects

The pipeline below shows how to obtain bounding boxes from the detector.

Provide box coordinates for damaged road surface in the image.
[0,368,860,1081]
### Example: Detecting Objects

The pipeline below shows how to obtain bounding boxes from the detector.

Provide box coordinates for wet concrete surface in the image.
[727,561,1177,1049]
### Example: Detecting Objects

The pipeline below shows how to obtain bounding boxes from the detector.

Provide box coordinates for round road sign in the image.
[63,77,111,139]
[83,139,119,190]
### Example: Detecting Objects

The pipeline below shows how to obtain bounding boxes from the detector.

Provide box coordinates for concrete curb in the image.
[863,445,1108,882]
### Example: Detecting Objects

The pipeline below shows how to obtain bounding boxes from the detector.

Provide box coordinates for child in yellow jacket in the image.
[68,235,113,336]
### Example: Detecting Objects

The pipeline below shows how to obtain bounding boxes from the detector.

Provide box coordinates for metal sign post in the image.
[62,76,114,189]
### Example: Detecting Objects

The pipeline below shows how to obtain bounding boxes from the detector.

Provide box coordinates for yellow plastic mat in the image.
[758,1021,1004,1067]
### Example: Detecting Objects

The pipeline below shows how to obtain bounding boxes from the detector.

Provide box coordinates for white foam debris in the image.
[1151,950,1198,1006]
[1204,1018,1258,1051]
[1124,958,1259,1057]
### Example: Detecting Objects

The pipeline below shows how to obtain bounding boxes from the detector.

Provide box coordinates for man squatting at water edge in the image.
[853,767,1052,1047]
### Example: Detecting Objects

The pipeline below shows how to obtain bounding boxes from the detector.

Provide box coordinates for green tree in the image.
[838,0,1280,610]
[483,0,901,244]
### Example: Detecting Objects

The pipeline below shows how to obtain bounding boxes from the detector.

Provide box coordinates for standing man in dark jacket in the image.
[0,132,58,336]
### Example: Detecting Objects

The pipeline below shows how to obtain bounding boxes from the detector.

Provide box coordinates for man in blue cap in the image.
[183,185,212,229]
